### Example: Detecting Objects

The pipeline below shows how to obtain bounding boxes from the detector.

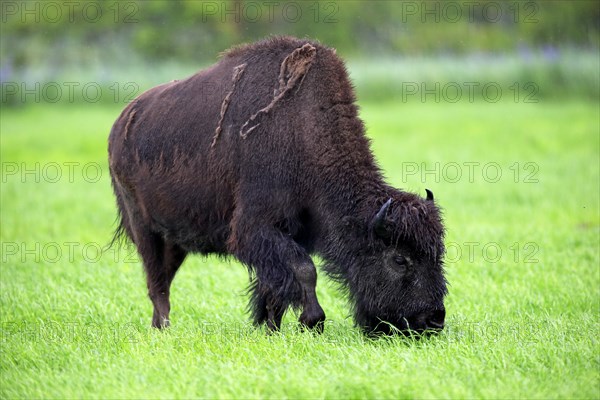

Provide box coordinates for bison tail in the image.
[104,202,133,252]
[105,172,135,252]
[107,217,128,250]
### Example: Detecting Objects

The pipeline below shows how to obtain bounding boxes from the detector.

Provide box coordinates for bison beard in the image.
[108,36,447,335]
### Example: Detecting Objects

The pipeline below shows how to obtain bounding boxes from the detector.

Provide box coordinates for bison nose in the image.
[425,309,446,330]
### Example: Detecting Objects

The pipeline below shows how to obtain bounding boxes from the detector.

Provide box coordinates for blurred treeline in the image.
[1,0,599,104]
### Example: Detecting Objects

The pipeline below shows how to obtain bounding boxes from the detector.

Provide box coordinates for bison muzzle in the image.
[108,36,447,335]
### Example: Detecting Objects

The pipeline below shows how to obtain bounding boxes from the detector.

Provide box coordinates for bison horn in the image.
[373,198,392,237]
[425,189,434,202]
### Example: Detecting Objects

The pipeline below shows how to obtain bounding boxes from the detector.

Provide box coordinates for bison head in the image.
[339,190,447,336]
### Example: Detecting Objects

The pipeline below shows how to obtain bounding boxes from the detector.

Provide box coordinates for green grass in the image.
[1,100,599,399]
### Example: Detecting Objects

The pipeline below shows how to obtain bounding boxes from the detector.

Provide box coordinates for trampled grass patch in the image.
[1,101,598,398]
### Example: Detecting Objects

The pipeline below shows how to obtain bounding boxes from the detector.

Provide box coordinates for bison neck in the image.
[313,170,393,281]
[309,130,393,262]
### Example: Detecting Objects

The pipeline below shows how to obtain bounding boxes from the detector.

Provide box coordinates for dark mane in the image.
[220,35,321,59]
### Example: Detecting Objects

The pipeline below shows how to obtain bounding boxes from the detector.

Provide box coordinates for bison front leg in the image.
[292,261,326,332]
[232,226,325,332]
[250,261,325,332]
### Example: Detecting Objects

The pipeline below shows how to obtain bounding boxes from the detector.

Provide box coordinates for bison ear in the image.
[372,198,393,238]
[425,189,434,202]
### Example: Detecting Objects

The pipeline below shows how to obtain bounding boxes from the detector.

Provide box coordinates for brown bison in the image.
[108,36,447,335]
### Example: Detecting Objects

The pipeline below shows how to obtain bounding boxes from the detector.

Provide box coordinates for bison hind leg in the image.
[129,223,187,329]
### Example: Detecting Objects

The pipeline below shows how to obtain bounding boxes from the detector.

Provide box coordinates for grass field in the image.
[1,100,599,398]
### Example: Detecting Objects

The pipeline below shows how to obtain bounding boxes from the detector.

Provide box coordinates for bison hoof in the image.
[299,310,326,333]
[152,316,170,329]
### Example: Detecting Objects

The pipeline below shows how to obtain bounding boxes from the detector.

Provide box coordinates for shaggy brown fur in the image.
[108,36,447,335]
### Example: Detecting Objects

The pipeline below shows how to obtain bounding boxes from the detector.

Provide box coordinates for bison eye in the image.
[394,255,407,266]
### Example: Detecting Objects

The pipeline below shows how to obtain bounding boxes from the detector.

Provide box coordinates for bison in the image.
[108,36,447,335]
